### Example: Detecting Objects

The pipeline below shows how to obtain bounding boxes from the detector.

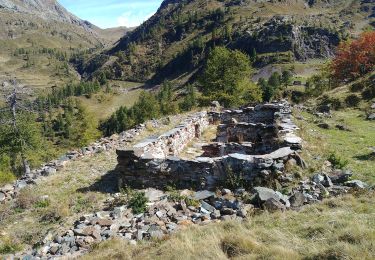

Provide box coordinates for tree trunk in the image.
[21,154,31,175]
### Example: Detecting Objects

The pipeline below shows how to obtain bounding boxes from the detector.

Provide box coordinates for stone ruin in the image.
[115,101,305,190]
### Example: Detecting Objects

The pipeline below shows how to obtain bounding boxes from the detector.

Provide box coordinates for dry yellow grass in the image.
[82,192,375,260]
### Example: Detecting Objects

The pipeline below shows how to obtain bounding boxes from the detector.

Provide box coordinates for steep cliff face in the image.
[234,16,340,62]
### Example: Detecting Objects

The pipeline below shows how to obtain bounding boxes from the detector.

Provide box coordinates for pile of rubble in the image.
[18,168,369,259]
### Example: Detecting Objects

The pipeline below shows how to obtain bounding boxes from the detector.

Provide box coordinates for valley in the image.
[0,0,374,259]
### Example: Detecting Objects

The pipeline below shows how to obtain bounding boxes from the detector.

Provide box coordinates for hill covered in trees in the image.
[84,0,374,84]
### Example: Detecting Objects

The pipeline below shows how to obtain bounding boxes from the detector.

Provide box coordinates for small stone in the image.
[330,170,353,184]
[221,189,232,196]
[234,188,246,196]
[263,198,286,212]
[252,187,290,208]
[200,201,215,213]
[289,192,305,207]
[193,190,215,200]
[96,219,114,227]
[221,207,236,215]
[312,174,324,184]
[148,225,164,239]
[2,184,13,192]
[335,124,350,131]
[221,215,235,221]
[323,174,333,187]
[15,180,27,189]
[317,123,330,129]
[345,180,368,189]
[49,245,59,255]
[367,113,375,120]
[0,192,5,202]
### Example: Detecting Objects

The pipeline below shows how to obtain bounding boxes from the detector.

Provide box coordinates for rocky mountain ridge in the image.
[0,0,93,30]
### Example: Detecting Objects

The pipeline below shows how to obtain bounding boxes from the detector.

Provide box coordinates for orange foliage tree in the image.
[331,31,375,82]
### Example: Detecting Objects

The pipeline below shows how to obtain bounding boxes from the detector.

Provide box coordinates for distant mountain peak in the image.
[0,0,96,31]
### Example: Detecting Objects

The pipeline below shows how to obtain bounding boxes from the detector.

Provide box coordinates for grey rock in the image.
[201,201,215,213]
[211,210,221,219]
[166,223,178,231]
[2,184,13,192]
[263,198,286,212]
[221,207,237,215]
[272,162,285,171]
[312,174,324,184]
[335,124,351,131]
[42,167,57,176]
[330,170,353,184]
[289,192,305,207]
[234,188,246,196]
[221,188,232,195]
[148,225,164,239]
[323,174,333,187]
[345,180,368,189]
[193,190,215,200]
[15,180,27,189]
[317,122,330,129]
[367,113,375,120]
[0,192,5,202]
[144,188,165,202]
[221,215,236,221]
[252,187,290,208]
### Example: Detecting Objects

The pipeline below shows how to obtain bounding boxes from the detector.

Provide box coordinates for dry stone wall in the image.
[0,118,169,204]
[116,101,304,190]
[133,112,209,159]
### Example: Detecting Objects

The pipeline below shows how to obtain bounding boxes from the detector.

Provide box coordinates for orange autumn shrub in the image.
[331,31,375,82]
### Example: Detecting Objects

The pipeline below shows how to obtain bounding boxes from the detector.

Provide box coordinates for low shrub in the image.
[0,171,15,186]
[328,152,349,169]
[318,95,342,110]
[128,192,148,214]
[362,84,375,100]
[0,240,22,254]
[345,94,361,107]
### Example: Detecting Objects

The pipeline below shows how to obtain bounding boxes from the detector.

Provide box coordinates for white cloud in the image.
[117,11,154,27]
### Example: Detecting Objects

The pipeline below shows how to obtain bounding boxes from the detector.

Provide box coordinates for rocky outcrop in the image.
[0,0,95,31]
[234,16,340,62]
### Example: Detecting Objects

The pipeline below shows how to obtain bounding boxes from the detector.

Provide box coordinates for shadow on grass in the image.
[77,170,120,194]
[354,153,375,161]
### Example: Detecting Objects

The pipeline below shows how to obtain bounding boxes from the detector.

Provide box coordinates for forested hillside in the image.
[84,0,374,84]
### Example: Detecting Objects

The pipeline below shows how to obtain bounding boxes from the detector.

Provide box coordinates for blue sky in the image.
[58,0,163,29]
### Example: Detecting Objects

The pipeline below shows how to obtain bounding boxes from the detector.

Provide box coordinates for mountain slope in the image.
[0,0,132,99]
[85,0,374,84]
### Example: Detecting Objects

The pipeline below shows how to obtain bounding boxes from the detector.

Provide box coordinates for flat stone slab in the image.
[193,190,216,200]
[284,134,302,144]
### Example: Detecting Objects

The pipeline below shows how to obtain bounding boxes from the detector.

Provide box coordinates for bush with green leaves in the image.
[345,94,361,107]
[128,192,148,214]
[328,152,349,169]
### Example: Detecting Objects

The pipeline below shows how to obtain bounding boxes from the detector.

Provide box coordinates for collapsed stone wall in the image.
[132,112,209,159]
[116,101,304,190]
[0,118,170,203]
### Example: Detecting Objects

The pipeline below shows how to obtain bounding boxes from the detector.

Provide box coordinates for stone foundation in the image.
[116,101,303,190]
